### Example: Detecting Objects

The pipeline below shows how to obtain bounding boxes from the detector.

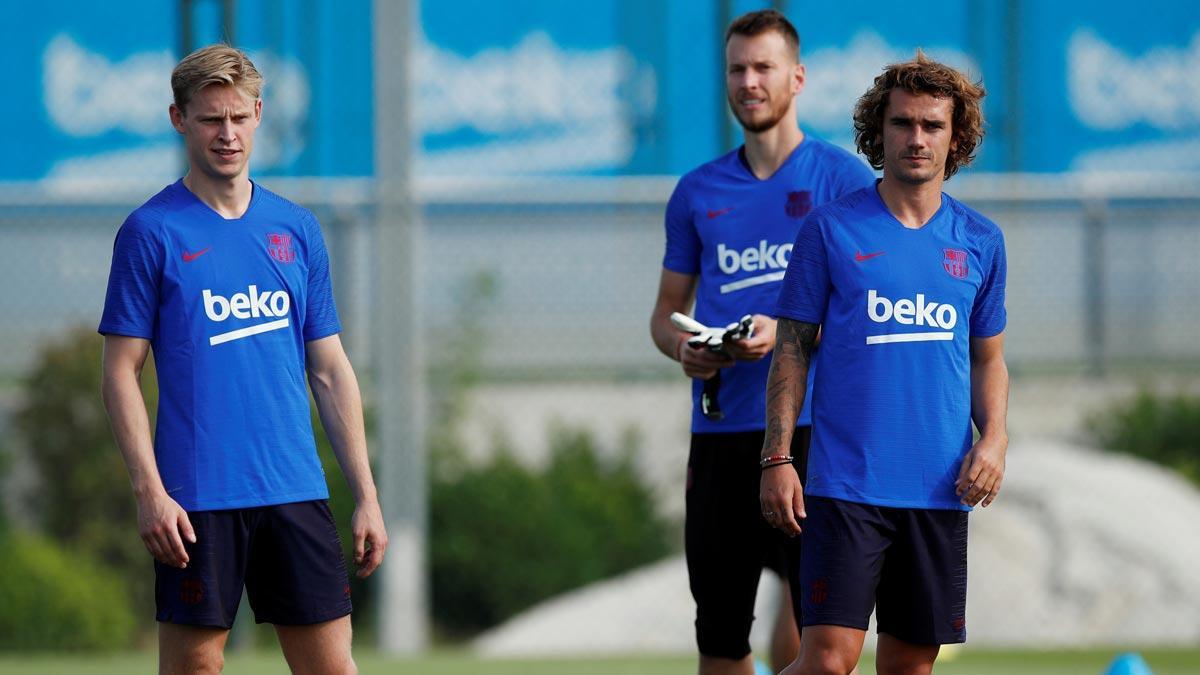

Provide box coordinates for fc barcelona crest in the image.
[267,233,296,263]
[785,190,813,219]
[943,248,968,279]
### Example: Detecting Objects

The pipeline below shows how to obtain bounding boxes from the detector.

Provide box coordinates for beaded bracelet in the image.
[759,454,793,469]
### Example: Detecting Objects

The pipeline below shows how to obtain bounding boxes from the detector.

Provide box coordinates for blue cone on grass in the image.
[1105,652,1153,675]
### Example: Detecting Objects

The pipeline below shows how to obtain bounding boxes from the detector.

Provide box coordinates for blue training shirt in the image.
[99,179,340,511]
[776,185,1007,510]
[663,136,874,433]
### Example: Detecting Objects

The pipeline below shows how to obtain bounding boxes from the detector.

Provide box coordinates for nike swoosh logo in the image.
[183,247,211,262]
[855,251,885,262]
[707,207,734,219]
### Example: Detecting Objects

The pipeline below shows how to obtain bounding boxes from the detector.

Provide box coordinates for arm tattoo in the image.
[776,319,818,365]
[763,319,818,455]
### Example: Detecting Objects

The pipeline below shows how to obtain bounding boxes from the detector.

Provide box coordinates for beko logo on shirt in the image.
[865,289,956,345]
[203,286,290,321]
[202,285,292,346]
[716,240,793,294]
[717,240,792,273]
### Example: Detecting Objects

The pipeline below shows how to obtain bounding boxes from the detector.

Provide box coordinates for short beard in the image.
[729,97,791,134]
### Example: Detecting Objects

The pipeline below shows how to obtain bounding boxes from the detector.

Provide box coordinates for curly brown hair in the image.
[853,51,985,180]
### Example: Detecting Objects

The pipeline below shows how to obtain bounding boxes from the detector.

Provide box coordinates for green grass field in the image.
[1,648,1197,675]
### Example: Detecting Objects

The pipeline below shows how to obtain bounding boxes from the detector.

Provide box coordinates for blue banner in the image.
[1018,0,1200,172]
[7,0,372,182]
[3,0,1197,180]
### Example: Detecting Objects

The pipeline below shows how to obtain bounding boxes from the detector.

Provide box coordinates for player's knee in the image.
[204,652,226,675]
[290,656,355,675]
[313,658,356,675]
[875,656,934,675]
[798,661,850,675]
[877,665,933,675]
[875,637,937,675]
[796,648,856,675]
[162,648,224,675]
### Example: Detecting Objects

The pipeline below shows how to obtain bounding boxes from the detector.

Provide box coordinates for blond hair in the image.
[853,50,986,180]
[171,44,263,114]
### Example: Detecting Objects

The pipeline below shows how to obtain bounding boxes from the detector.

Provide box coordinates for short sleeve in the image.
[661,180,701,275]
[98,215,163,339]
[302,214,342,341]
[774,213,830,324]
[970,230,1007,337]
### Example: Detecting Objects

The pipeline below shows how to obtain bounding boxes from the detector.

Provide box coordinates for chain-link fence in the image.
[4,175,1200,384]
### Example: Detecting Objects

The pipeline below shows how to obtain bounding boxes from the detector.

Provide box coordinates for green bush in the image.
[1086,389,1200,484]
[430,426,673,637]
[10,328,157,625]
[0,529,135,651]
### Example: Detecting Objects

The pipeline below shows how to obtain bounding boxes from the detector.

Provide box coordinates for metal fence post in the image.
[1083,197,1107,377]
[372,0,428,653]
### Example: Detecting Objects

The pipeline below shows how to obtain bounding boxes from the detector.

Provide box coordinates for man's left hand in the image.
[351,499,388,578]
[760,462,805,537]
[723,314,776,361]
[955,434,1007,507]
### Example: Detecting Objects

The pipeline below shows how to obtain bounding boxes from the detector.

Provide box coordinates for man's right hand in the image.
[679,340,733,380]
[137,491,196,569]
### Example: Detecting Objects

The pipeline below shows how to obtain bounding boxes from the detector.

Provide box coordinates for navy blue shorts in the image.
[155,500,352,629]
[685,428,809,660]
[800,496,968,645]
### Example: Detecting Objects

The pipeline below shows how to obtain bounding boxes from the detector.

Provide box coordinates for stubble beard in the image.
[892,166,939,185]
[729,95,792,134]
[889,154,943,186]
